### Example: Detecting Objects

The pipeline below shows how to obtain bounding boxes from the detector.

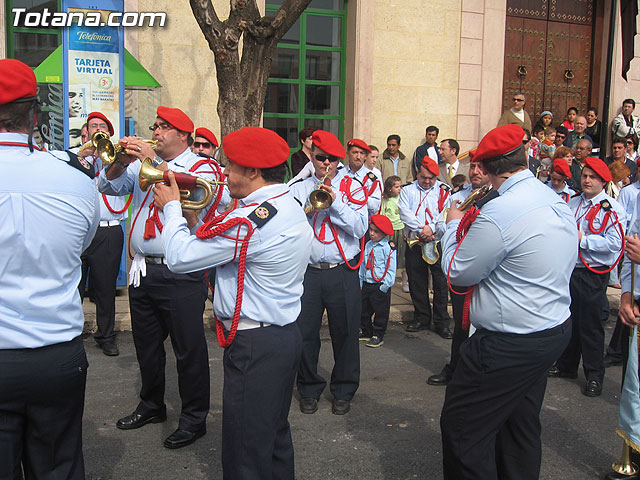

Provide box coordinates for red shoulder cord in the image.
[312,213,366,270]
[195,210,254,348]
[339,176,369,209]
[446,206,482,330]
[0,141,41,150]
[366,246,393,282]
[365,177,383,214]
[577,206,626,274]
[93,158,133,214]
[438,188,451,212]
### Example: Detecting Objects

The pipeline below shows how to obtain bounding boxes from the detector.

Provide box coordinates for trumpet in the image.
[456,184,491,211]
[138,158,226,210]
[79,131,157,165]
[304,165,333,214]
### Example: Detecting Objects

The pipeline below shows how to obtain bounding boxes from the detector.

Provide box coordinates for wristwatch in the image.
[153,157,164,167]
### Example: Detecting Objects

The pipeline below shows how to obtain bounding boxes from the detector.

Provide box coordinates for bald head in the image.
[574,139,592,161]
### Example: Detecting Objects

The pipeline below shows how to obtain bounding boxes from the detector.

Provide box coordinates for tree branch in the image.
[189,0,224,50]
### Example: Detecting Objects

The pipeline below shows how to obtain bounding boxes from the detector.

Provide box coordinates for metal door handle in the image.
[564,69,574,81]
[518,65,527,77]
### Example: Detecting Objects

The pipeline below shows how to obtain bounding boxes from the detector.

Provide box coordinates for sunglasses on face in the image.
[194,142,212,149]
[627,141,634,145]
[513,98,525,102]
[522,139,530,144]
[315,154,339,163]
[149,122,174,132]
[556,134,566,139]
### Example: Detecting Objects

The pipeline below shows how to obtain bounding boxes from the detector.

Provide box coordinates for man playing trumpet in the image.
[98,106,225,449]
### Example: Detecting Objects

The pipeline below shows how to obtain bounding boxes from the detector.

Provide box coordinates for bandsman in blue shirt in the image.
[153,127,312,479]
[550,157,626,397]
[342,138,382,217]
[99,106,225,449]
[547,157,575,202]
[73,111,128,357]
[439,124,577,479]
[0,59,99,479]
[397,156,452,338]
[359,214,397,348]
[290,130,368,416]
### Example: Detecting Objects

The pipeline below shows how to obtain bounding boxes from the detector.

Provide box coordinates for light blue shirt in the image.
[70,147,128,222]
[290,169,368,264]
[343,164,381,216]
[617,182,640,228]
[359,238,397,293]
[441,169,578,333]
[569,190,626,268]
[161,184,312,326]
[98,147,227,256]
[0,133,99,349]
[398,179,448,237]
[621,205,640,297]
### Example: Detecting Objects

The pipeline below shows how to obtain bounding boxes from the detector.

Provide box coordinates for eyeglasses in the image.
[88,122,108,130]
[522,139,530,144]
[627,141,634,145]
[556,134,566,139]
[513,98,525,102]
[314,154,340,163]
[194,142,212,149]
[149,122,174,132]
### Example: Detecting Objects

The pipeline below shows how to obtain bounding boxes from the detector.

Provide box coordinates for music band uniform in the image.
[397,157,451,334]
[98,107,220,439]
[555,161,626,390]
[0,58,99,480]
[159,127,312,479]
[74,112,127,355]
[359,214,397,343]
[439,125,577,479]
[290,130,368,412]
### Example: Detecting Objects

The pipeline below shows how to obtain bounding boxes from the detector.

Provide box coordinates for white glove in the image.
[128,253,147,288]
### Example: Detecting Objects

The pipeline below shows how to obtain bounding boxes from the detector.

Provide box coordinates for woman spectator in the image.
[585,107,603,155]
[626,134,639,164]
[290,126,315,177]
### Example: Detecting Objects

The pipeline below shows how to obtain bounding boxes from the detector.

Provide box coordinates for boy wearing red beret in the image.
[359,215,397,347]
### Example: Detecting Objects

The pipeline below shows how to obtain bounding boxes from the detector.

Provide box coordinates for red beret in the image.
[87,112,114,136]
[421,156,439,176]
[156,106,194,133]
[371,214,394,236]
[583,156,612,182]
[195,127,219,147]
[468,149,478,162]
[223,127,289,168]
[474,124,524,163]
[346,138,371,153]
[552,158,571,178]
[312,130,346,158]
[0,59,36,105]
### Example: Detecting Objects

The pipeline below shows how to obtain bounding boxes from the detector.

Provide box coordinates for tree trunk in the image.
[190,0,312,139]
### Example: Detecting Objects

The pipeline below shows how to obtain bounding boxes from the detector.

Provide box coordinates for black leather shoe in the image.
[583,380,602,397]
[405,322,429,332]
[332,399,350,415]
[116,411,167,430]
[299,397,318,414]
[163,428,206,449]
[435,326,453,339]
[101,342,119,356]
[547,366,578,379]
[427,368,452,386]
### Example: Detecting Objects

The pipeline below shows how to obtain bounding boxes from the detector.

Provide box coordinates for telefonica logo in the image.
[12,8,166,28]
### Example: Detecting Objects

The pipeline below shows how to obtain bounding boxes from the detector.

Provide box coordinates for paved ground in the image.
[81,284,628,479]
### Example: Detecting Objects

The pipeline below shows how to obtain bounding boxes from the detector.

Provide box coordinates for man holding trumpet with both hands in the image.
[97,106,226,450]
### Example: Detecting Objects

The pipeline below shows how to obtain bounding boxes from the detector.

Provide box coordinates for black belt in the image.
[479,318,571,339]
[364,281,382,286]
[145,256,166,265]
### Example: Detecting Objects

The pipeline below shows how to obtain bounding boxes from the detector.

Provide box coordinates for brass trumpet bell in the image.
[138,158,226,210]
[97,137,158,165]
[303,165,334,214]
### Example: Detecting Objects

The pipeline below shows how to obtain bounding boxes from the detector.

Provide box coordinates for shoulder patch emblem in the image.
[389,241,397,250]
[600,199,612,211]
[367,172,377,181]
[440,183,451,191]
[248,201,278,227]
[65,150,95,179]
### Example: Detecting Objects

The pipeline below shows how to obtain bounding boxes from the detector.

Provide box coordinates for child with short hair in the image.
[359,214,397,347]
[530,124,545,160]
[450,174,468,189]
[539,126,557,161]
[380,175,407,291]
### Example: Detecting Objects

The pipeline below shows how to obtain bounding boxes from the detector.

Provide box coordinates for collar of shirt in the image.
[345,164,369,180]
[371,237,389,249]
[497,168,533,195]
[0,132,40,149]
[447,160,459,172]
[166,147,194,169]
[238,183,287,208]
[580,189,606,207]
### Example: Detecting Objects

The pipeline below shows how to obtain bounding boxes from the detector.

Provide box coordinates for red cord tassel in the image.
[143,217,156,239]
